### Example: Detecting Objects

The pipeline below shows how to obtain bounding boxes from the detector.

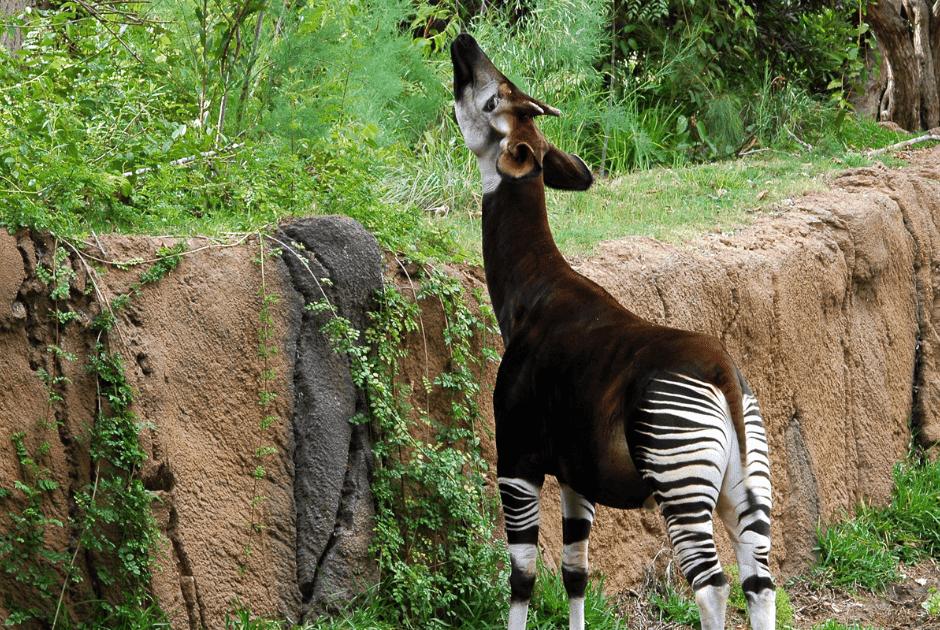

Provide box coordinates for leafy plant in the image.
[0,433,72,626]
[243,238,283,568]
[0,244,81,625]
[309,267,509,628]
[923,588,940,615]
[68,347,163,626]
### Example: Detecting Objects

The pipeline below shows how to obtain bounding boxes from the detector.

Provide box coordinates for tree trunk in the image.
[868,0,940,131]
[0,0,28,51]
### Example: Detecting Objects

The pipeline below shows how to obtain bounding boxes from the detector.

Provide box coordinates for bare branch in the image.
[866,134,940,155]
[72,0,144,62]
[121,143,245,178]
[786,127,814,152]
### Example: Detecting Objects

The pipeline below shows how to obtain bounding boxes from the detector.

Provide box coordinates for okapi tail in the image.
[728,372,772,512]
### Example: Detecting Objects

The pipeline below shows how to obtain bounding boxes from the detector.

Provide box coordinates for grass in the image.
[815,449,940,592]
[295,558,625,630]
[648,565,794,630]
[810,622,880,630]
[649,583,701,627]
[389,114,920,262]
[524,558,626,630]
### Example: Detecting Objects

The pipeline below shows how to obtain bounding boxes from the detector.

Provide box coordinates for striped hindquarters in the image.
[632,373,740,589]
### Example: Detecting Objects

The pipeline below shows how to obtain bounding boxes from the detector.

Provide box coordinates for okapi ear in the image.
[543,145,594,191]
[497,140,542,181]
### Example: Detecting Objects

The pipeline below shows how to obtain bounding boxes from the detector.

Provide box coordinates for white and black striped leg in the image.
[635,375,733,630]
[666,503,729,630]
[560,483,595,630]
[717,391,775,630]
[499,477,543,630]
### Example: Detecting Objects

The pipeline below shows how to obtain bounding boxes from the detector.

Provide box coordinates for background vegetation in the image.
[0,0,919,260]
[2,1,938,629]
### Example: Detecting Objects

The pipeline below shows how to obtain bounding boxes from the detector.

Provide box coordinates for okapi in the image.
[450,34,775,630]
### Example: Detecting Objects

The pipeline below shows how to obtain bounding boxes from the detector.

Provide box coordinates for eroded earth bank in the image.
[2,153,940,628]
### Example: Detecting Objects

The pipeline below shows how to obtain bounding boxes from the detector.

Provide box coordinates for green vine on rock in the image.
[72,345,161,625]
[0,240,183,628]
[0,433,72,626]
[0,243,79,625]
[310,265,507,629]
[243,237,283,571]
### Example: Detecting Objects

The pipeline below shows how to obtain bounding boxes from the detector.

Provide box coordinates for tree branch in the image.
[121,143,244,178]
[786,127,813,152]
[865,134,940,155]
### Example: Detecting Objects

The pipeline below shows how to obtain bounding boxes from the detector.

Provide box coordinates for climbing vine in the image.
[0,240,184,627]
[311,266,508,628]
[0,242,79,625]
[243,237,282,570]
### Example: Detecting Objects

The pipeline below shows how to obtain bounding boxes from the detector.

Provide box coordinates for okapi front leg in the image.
[499,477,543,630]
[560,483,595,630]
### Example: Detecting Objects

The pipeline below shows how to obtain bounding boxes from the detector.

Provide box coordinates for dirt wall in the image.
[0,231,302,628]
[1,155,940,627]
[0,217,382,628]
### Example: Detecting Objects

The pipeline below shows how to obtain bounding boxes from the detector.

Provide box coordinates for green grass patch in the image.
[523,558,626,630]
[385,114,921,262]
[815,451,940,591]
[649,583,701,627]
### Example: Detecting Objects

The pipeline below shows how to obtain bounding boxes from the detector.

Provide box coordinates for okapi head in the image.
[450,33,594,194]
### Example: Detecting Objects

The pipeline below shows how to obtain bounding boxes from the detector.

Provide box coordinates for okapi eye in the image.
[483,95,498,112]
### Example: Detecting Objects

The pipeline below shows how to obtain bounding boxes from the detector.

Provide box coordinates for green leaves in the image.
[0,433,73,625]
[243,239,282,569]
[314,271,507,628]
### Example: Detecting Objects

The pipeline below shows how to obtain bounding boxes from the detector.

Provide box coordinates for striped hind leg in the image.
[717,390,775,630]
[560,483,596,630]
[634,374,735,630]
[498,476,543,630]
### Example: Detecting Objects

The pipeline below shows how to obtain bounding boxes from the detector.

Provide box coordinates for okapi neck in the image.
[481,178,571,343]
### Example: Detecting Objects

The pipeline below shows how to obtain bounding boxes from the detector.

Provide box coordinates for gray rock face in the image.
[278,216,383,618]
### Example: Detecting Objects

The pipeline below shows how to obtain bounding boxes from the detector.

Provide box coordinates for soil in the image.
[614,556,940,629]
